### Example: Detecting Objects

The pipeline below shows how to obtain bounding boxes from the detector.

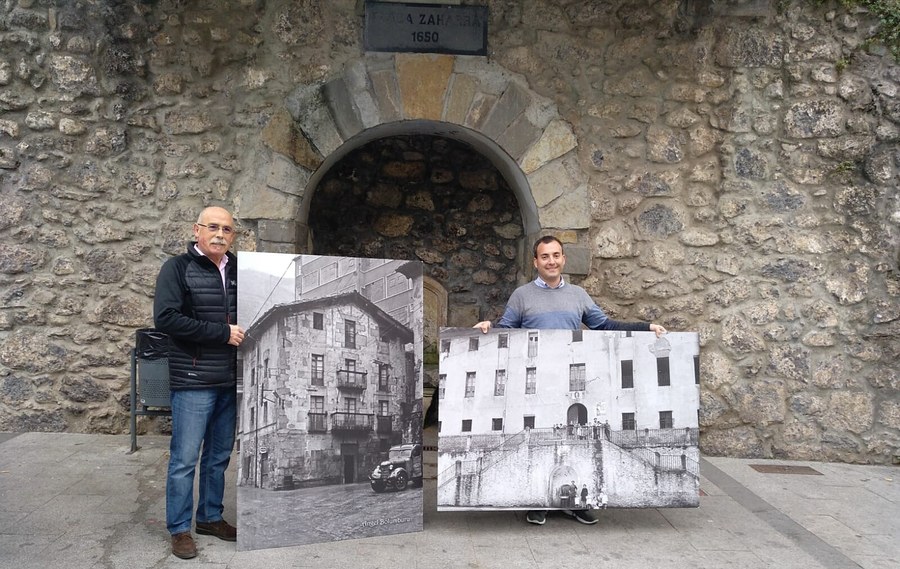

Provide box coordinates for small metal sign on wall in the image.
[364,1,488,56]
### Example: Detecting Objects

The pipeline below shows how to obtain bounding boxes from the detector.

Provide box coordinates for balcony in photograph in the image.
[336,369,368,390]
[332,412,374,432]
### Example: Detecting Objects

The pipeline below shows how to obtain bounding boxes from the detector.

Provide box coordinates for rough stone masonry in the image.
[0,1,897,464]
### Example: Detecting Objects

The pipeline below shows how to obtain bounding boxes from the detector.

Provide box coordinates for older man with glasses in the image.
[154,206,245,559]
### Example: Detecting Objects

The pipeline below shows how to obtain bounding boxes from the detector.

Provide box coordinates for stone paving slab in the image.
[0,432,897,569]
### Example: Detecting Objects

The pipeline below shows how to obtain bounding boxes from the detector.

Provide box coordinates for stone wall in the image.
[0,1,897,464]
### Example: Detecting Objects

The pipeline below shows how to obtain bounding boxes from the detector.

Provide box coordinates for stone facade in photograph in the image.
[0,1,897,464]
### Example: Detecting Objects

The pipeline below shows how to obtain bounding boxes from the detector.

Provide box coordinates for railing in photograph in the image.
[308,412,327,433]
[336,369,368,390]
[609,427,699,448]
[627,447,700,477]
[331,412,374,432]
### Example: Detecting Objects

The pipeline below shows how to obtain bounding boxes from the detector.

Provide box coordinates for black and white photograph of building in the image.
[236,252,423,551]
[437,328,700,511]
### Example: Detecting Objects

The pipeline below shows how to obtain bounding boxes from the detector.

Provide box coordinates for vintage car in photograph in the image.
[369,443,423,492]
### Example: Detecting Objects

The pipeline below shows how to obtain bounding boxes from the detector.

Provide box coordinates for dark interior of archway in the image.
[310,135,522,325]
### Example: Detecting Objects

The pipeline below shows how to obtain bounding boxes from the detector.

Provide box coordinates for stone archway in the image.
[237,53,594,281]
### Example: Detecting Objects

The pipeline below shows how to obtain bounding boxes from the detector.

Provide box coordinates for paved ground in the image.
[0,429,897,569]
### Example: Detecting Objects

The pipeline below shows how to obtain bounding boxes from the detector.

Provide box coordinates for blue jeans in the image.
[166,387,236,535]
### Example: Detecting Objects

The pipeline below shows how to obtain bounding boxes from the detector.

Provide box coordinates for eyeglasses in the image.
[196,223,236,235]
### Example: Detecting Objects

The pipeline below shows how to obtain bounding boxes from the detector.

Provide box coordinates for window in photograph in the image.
[345,397,357,413]
[657,356,671,386]
[569,363,586,391]
[622,412,636,430]
[439,374,446,399]
[694,355,700,385]
[378,400,389,416]
[441,339,451,353]
[528,331,538,357]
[344,320,357,348]
[498,333,508,348]
[524,415,535,429]
[461,419,472,432]
[312,312,324,330]
[311,354,324,386]
[309,396,325,432]
[469,337,479,351]
[492,418,503,431]
[621,360,634,389]
[494,369,506,396]
[386,273,409,296]
[465,372,476,397]
[525,367,536,394]
[659,410,674,429]
[378,363,390,391]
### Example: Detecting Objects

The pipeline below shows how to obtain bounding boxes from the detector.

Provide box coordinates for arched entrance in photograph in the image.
[567,403,588,426]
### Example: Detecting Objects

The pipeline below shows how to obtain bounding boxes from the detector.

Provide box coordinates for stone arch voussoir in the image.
[241,54,592,275]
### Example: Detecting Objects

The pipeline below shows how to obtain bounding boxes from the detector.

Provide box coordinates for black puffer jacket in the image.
[153,244,237,390]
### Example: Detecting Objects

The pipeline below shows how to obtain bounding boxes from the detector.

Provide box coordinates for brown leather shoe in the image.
[171,532,198,559]
[195,519,237,542]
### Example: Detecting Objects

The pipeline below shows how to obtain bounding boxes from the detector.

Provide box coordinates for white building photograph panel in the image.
[237,252,424,551]
[437,328,700,511]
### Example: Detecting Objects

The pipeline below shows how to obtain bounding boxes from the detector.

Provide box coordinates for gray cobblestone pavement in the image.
[0,430,896,569]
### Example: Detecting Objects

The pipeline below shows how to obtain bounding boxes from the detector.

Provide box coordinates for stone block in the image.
[396,53,454,120]
[784,100,845,138]
[266,154,310,197]
[495,114,541,160]
[444,73,477,124]
[370,69,403,122]
[519,119,577,174]
[539,184,590,229]
[260,108,322,171]
[345,60,380,128]
[285,83,344,156]
[529,160,569,208]
[562,245,590,276]
[594,225,637,259]
[481,81,531,139]
[239,182,301,221]
[465,92,497,130]
[323,75,363,140]
[715,27,785,68]
[164,109,213,135]
[257,241,297,254]
[258,220,298,244]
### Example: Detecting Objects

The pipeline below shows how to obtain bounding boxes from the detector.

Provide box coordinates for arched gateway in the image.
[235,54,594,280]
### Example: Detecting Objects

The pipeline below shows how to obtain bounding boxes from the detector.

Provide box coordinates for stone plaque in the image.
[364,1,488,56]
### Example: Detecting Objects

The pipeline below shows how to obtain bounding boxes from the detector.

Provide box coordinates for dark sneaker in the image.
[196,519,237,541]
[562,509,598,525]
[171,532,198,559]
[526,510,547,525]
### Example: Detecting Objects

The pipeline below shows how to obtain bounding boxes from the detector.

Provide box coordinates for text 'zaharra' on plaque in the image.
[364,1,488,56]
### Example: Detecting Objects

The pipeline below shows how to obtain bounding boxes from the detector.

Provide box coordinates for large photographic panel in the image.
[437,328,700,511]
[237,252,424,550]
